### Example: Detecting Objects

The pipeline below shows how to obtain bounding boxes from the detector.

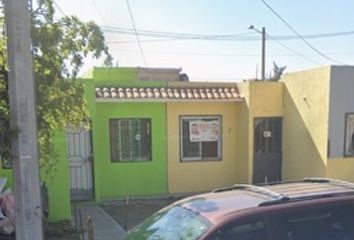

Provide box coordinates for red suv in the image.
[122,178,354,239]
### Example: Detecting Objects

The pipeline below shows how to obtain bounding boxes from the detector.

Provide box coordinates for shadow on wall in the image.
[282,87,326,180]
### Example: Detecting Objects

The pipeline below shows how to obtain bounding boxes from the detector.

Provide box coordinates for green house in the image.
[0,67,185,221]
[84,67,171,201]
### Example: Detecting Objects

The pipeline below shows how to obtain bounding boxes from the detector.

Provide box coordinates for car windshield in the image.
[123,205,212,240]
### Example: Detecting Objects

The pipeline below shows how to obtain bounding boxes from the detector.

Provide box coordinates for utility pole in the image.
[261,27,266,81]
[249,25,266,80]
[4,0,44,239]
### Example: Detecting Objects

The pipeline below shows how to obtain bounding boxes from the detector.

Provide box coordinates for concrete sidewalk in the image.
[75,203,126,240]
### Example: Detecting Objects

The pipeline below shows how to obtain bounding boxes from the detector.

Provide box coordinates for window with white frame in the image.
[180,116,221,161]
[110,118,151,162]
[344,113,354,157]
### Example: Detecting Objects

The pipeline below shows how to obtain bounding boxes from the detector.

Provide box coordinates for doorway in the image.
[66,126,94,201]
[253,117,282,184]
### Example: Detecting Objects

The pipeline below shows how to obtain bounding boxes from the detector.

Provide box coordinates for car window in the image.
[208,219,269,240]
[267,203,354,240]
[122,205,212,240]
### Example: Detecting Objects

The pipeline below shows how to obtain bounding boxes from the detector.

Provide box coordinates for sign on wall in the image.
[189,120,219,142]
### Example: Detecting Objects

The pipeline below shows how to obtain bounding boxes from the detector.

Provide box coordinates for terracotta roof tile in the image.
[118,88,125,98]
[167,88,174,98]
[110,88,118,98]
[146,88,153,98]
[181,89,187,99]
[95,86,242,102]
[192,89,199,99]
[211,88,219,99]
[153,88,161,98]
[161,88,168,98]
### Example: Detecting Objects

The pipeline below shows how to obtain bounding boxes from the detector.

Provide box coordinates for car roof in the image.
[176,178,354,223]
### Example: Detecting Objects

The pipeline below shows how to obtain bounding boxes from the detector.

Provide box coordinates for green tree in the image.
[0,0,112,176]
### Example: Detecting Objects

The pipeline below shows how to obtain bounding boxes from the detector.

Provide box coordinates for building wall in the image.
[328,66,354,158]
[326,66,354,180]
[91,67,169,87]
[166,102,239,193]
[282,67,330,180]
[44,132,72,221]
[235,83,250,183]
[137,67,181,81]
[239,81,283,183]
[327,158,354,182]
[83,68,169,200]
[87,67,137,84]
[93,102,168,199]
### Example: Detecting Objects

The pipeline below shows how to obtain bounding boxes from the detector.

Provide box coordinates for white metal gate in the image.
[66,127,94,201]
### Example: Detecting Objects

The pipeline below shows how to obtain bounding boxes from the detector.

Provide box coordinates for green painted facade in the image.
[92,103,168,199]
[0,67,170,221]
[44,132,72,221]
[0,169,13,190]
[87,68,168,200]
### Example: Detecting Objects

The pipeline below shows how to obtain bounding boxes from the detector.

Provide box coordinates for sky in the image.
[54,0,354,82]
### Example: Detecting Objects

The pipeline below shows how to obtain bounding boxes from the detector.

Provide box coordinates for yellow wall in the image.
[235,83,250,183]
[247,81,284,117]
[239,81,283,182]
[166,102,239,193]
[327,157,354,182]
[165,68,354,193]
[282,67,330,180]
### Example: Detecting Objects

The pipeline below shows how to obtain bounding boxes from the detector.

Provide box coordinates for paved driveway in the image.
[100,198,178,231]
[77,195,186,240]
[76,203,126,240]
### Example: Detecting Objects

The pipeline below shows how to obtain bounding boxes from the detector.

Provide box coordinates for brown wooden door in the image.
[253,118,282,184]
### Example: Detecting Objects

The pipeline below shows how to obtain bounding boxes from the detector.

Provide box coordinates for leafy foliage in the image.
[269,62,286,81]
[0,0,112,176]
[0,11,11,162]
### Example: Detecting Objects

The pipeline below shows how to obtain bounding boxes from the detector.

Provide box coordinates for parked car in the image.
[122,178,354,240]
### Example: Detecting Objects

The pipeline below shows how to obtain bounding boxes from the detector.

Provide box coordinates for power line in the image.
[51,0,352,67]
[108,49,354,58]
[126,0,147,66]
[51,3,354,45]
[92,0,108,24]
[110,49,262,57]
[52,0,67,17]
[102,25,354,42]
[103,26,258,40]
[266,34,322,66]
[260,0,347,65]
[107,38,187,44]
[53,0,133,66]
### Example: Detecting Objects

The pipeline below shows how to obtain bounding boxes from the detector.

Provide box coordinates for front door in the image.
[253,117,282,184]
[66,127,94,201]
